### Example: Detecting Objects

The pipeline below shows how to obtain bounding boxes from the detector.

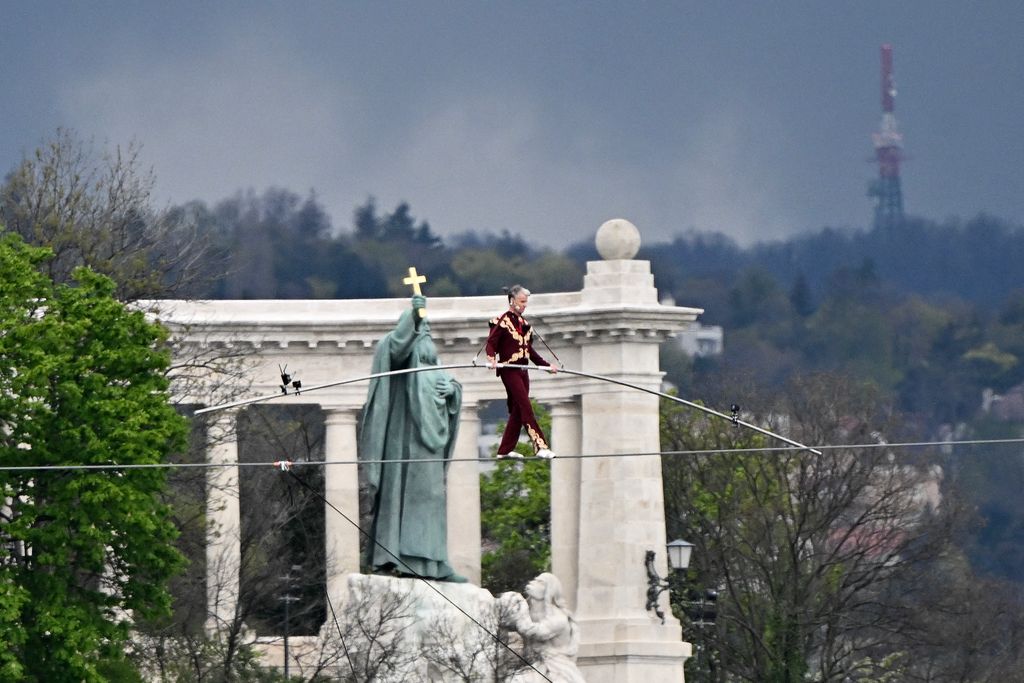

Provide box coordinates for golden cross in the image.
[403,266,428,318]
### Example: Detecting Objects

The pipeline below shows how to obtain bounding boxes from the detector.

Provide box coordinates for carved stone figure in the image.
[499,573,586,682]
[359,294,464,581]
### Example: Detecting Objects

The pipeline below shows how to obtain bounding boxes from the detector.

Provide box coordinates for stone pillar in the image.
[550,397,583,611]
[323,407,361,605]
[447,403,482,584]
[574,238,690,682]
[206,411,241,631]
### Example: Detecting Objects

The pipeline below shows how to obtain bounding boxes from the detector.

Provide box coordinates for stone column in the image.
[447,403,482,584]
[323,407,361,605]
[206,410,241,631]
[574,233,691,682]
[550,397,583,611]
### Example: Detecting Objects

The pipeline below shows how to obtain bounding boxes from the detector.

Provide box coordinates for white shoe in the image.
[497,452,524,460]
[536,449,556,459]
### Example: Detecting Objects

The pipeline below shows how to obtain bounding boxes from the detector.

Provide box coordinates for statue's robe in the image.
[359,307,463,580]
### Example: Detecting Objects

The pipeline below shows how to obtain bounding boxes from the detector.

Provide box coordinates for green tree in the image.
[451,248,523,296]
[480,402,552,594]
[725,267,792,329]
[788,273,814,318]
[450,247,583,298]
[352,198,452,297]
[0,233,187,681]
[527,251,584,294]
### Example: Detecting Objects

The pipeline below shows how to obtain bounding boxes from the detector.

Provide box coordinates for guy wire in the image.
[2,437,1023,473]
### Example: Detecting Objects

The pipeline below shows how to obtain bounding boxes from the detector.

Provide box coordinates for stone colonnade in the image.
[155,247,700,682]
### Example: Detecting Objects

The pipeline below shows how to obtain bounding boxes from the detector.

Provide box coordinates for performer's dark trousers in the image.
[498,368,549,454]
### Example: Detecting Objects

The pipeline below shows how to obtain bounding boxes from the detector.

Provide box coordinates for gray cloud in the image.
[59,34,361,216]
[4,1,1022,250]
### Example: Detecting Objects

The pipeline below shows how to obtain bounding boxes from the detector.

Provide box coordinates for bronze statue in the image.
[359,293,464,581]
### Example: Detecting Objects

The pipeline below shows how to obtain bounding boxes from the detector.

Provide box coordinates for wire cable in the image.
[321,571,356,679]
[192,361,820,454]
[2,437,1023,473]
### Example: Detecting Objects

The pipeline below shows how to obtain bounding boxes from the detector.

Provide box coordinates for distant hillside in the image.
[603,213,1024,317]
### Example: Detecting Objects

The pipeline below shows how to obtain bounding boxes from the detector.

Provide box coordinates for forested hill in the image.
[628,213,1024,319]
[166,190,586,301]
[176,186,1024,318]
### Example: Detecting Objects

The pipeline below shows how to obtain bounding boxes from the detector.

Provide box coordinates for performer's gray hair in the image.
[503,284,530,302]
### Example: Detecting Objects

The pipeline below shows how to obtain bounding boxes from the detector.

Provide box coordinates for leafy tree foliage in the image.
[0,233,187,681]
[637,214,1024,318]
[355,198,440,247]
[457,250,581,297]
[663,248,1024,438]
[480,402,552,595]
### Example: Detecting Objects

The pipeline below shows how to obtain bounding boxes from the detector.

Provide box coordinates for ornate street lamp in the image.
[645,539,694,623]
[666,539,694,572]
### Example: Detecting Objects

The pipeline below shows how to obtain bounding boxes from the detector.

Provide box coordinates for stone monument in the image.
[359,290,465,581]
[153,218,699,679]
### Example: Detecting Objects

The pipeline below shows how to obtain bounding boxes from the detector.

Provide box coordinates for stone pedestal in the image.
[574,256,691,682]
[335,574,502,682]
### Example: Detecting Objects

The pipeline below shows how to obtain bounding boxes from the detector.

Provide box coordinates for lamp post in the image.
[279,564,303,679]
[645,541,720,679]
[645,539,693,623]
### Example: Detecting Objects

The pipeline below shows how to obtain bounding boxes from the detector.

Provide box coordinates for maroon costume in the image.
[486,310,551,455]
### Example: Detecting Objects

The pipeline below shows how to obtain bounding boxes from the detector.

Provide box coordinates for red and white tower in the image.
[869,43,905,230]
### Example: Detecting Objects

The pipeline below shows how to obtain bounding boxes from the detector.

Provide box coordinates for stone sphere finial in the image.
[595,219,641,260]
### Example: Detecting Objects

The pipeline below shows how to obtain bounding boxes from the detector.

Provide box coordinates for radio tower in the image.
[869,43,905,230]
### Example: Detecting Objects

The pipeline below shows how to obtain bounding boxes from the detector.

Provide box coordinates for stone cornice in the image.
[144,296,702,350]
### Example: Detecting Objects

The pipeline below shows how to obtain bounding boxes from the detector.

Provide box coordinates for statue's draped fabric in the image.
[359,306,462,580]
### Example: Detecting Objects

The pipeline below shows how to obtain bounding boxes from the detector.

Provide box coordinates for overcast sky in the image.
[3,1,1022,248]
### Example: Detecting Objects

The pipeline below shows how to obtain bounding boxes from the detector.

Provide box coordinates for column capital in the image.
[548,396,582,417]
[322,405,361,427]
[454,395,483,413]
